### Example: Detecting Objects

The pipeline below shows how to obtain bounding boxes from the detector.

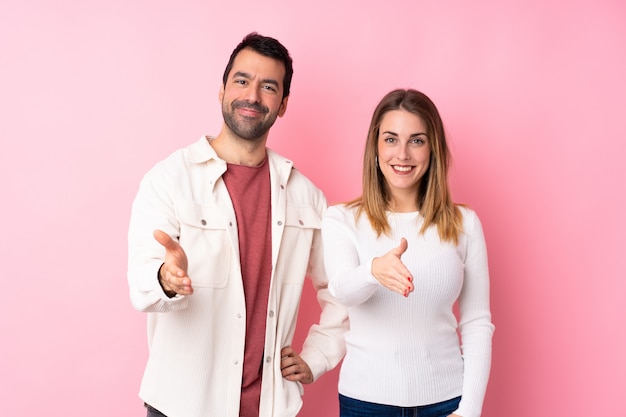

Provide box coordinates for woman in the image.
[322,89,494,417]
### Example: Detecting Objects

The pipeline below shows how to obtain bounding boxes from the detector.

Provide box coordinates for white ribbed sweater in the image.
[321,205,494,417]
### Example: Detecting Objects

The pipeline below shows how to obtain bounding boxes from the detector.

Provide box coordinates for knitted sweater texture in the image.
[321,205,494,417]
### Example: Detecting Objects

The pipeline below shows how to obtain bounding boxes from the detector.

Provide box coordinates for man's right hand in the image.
[154,229,193,296]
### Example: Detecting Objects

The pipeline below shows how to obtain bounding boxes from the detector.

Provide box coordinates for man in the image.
[127,33,348,417]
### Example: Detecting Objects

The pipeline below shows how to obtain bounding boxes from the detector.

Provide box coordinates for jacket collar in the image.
[187,136,221,164]
[187,136,295,183]
[267,148,294,185]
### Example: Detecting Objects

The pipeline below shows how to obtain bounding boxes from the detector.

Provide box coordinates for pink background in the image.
[2,0,625,415]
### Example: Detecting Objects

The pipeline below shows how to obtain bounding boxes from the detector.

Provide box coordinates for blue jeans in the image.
[339,394,461,417]
[145,403,167,417]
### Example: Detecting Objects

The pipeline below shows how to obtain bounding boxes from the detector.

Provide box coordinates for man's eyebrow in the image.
[233,71,252,79]
[232,71,279,88]
[261,78,279,87]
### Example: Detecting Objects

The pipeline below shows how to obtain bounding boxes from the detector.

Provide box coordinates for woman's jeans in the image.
[339,394,461,417]
[145,403,167,417]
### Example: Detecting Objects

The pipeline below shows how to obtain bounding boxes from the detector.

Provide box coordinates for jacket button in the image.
[201,219,206,225]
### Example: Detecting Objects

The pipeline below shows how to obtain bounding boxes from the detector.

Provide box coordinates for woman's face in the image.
[377,109,431,201]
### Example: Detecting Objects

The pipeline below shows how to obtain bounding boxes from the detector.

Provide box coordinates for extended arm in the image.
[371,238,414,297]
[127,163,190,312]
[321,206,412,305]
[153,229,193,297]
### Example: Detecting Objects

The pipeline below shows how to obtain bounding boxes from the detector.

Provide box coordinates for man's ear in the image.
[278,96,289,117]
[218,84,224,102]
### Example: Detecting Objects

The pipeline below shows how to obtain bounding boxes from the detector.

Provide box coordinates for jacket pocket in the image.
[285,205,322,229]
[176,200,230,288]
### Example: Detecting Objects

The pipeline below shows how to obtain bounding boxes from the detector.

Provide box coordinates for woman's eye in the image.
[384,137,396,143]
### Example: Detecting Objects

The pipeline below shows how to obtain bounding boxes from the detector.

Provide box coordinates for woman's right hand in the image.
[371,238,414,297]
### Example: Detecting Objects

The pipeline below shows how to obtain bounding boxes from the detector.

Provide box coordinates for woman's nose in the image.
[397,145,410,160]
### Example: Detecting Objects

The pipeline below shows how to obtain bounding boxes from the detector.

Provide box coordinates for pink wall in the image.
[2,1,624,415]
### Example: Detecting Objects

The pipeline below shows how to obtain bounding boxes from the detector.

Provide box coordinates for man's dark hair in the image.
[222,32,293,99]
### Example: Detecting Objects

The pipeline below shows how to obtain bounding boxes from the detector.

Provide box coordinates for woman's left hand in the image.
[280,346,314,384]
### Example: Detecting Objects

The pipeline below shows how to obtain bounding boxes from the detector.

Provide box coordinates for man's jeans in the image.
[145,403,167,417]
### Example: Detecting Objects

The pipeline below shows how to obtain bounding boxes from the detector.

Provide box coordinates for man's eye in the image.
[263,85,277,92]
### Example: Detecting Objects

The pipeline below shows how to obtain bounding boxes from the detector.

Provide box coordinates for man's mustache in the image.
[232,100,268,114]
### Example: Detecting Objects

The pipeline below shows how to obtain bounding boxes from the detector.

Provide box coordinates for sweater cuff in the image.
[366,257,380,285]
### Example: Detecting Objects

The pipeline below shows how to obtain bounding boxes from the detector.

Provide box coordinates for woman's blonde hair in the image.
[347,89,463,244]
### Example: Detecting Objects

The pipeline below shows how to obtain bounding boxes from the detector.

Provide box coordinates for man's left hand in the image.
[280,346,313,384]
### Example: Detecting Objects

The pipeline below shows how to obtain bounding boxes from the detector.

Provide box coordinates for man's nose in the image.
[243,84,261,103]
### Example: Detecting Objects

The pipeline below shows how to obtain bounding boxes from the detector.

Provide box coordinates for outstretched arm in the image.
[128,161,190,312]
[371,238,414,297]
[153,230,193,297]
[322,206,413,305]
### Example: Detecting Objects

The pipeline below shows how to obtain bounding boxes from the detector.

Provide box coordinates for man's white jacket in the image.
[128,137,348,417]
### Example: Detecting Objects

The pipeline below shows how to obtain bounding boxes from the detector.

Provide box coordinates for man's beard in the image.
[222,100,278,141]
